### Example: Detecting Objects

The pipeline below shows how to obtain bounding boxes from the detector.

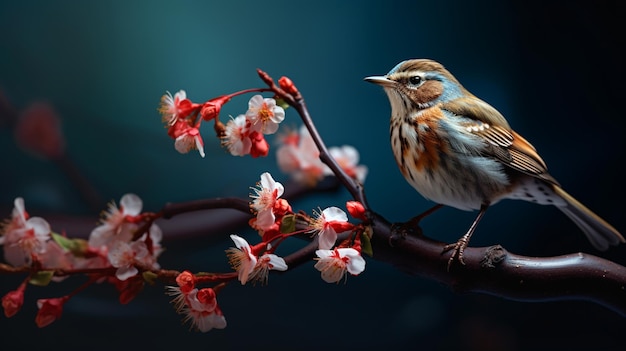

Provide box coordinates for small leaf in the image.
[360,230,373,257]
[29,271,54,286]
[51,232,88,257]
[142,271,158,285]
[275,98,290,110]
[280,214,296,234]
[51,232,72,250]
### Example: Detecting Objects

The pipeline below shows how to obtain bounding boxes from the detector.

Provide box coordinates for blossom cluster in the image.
[1,79,370,333]
[88,193,163,281]
[166,271,227,333]
[162,171,368,331]
[159,90,284,158]
[1,194,162,326]
[276,125,368,187]
[244,172,367,284]
[158,90,367,188]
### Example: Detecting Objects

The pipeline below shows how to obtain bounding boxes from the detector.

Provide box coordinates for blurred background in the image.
[1,1,625,350]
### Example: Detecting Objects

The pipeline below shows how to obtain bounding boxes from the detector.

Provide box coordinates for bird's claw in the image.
[391,218,423,237]
[442,239,467,271]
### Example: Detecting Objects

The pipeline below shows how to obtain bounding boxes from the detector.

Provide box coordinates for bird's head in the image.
[365,59,468,112]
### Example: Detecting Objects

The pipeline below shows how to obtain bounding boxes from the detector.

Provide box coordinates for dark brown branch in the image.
[153,193,626,316]
[159,197,251,219]
[155,177,340,223]
[366,212,626,317]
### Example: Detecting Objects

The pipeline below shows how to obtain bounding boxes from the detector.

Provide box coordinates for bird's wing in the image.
[441,98,560,186]
[440,96,510,129]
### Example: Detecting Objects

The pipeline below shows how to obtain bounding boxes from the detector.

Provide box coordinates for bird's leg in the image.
[391,204,444,239]
[443,204,489,270]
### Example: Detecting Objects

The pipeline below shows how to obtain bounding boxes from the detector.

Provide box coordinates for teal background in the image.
[1,1,625,350]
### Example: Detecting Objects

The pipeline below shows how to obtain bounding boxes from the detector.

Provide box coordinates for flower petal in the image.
[315,249,334,259]
[248,94,263,110]
[120,193,143,216]
[26,217,51,240]
[339,248,366,275]
[13,197,27,224]
[229,234,250,250]
[265,254,288,271]
[322,207,348,222]
[116,266,138,281]
[259,172,275,191]
[317,229,337,250]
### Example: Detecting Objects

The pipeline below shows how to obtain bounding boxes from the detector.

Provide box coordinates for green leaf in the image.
[360,229,373,257]
[280,214,296,234]
[142,271,158,285]
[275,98,290,110]
[29,271,55,286]
[51,232,88,257]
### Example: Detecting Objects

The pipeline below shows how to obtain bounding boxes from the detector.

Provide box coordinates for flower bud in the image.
[249,131,269,158]
[35,296,68,328]
[176,271,196,294]
[14,102,65,159]
[201,95,231,121]
[2,287,25,318]
[346,201,367,221]
[279,76,299,96]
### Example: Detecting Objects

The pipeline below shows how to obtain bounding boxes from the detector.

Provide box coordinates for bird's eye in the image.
[408,76,423,86]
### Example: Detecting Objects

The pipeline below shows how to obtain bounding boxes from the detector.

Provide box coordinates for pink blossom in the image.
[166,114,205,158]
[174,125,205,158]
[186,288,218,313]
[192,306,227,333]
[135,224,163,270]
[327,145,368,183]
[248,253,288,285]
[222,114,252,156]
[246,95,285,135]
[159,90,193,125]
[88,193,142,248]
[311,207,354,250]
[107,240,149,281]
[276,125,326,186]
[38,240,73,274]
[166,285,227,333]
[249,172,284,231]
[0,197,51,266]
[225,234,258,285]
[314,248,366,283]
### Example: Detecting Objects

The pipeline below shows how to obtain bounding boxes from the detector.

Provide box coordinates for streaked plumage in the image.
[366,59,624,265]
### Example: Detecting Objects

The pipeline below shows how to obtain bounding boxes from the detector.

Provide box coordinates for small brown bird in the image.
[365,59,624,266]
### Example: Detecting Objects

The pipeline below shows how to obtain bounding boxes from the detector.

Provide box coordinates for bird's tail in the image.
[554,186,624,251]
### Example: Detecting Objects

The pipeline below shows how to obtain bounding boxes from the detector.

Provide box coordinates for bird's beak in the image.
[364,75,395,87]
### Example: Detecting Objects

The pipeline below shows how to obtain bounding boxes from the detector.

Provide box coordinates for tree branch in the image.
[366,211,626,316]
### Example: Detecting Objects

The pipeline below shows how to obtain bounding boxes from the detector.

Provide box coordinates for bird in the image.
[365,58,624,267]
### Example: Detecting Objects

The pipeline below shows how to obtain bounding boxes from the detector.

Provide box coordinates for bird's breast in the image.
[390,107,447,177]
[389,106,510,210]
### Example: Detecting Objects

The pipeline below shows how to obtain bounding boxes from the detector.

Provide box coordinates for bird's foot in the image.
[442,236,469,271]
[390,205,444,247]
[391,217,423,237]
